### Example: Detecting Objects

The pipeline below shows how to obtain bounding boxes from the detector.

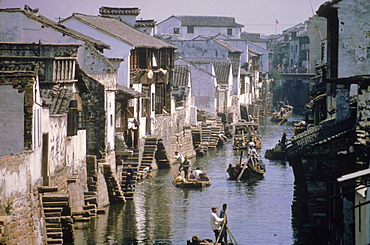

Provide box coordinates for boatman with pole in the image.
[210,206,225,243]
[219,203,228,243]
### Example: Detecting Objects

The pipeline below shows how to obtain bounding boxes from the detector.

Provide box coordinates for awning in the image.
[337,168,370,182]
[116,84,144,99]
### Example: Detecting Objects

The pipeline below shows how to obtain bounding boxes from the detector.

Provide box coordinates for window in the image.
[187,26,194,34]
[67,109,78,136]
[68,100,86,136]
[77,111,86,130]
[227,28,232,36]
[174,28,179,34]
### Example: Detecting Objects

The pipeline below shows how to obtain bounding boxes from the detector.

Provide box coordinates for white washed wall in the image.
[61,18,132,87]
[336,0,370,77]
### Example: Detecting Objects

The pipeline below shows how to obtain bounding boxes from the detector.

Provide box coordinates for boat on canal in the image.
[227,154,265,181]
[265,132,288,160]
[173,168,211,188]
[271,104,293,123]
[231,120,262,150]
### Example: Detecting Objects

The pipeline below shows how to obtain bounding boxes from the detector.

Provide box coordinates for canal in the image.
[74,117,302,245]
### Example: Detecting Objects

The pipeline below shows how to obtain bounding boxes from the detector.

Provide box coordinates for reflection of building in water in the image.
[134,180,176,242]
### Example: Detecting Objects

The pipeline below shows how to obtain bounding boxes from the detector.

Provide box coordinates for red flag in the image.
[276,19,279,24]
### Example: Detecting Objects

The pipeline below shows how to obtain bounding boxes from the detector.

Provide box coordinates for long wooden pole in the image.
[216,218,226,244]
[261,117,285,141]
[236,155,251,182]
[226,226,238,245]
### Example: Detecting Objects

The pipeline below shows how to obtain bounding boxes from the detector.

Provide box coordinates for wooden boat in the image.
[265,133,287,160]
[227,154,265,181]
[173,169,211,188]
[231,120,262,150]
[265,147,286,160]
[271,104,293,123]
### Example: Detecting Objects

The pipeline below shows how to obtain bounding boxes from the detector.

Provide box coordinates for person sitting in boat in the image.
[194,167,203,179]
[189,170,196,180]
[174,173,183,183]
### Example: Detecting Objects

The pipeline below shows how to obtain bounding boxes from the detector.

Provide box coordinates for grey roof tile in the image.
[172,65,190,87]
[70,13,176,49]
[171,15,244,28]
[0,7,109,49]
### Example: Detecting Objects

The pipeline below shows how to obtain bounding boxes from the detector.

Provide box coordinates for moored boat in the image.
[227,154,265,181]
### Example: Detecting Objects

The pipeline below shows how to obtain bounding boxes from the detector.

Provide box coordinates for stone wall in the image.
[336,0,370,78]
[153,108,195,163]
[0,153,44,244]
[357,85,370,129]
[0,193,43,245]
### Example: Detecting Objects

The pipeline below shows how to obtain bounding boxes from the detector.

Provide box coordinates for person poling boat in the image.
[227,142,265,181]
[265,132,289,160]
[187,203,238,245]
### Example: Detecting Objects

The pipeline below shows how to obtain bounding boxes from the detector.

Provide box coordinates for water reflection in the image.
[75,116,303,245]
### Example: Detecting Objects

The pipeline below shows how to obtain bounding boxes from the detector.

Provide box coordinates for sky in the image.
[0,0,328,35]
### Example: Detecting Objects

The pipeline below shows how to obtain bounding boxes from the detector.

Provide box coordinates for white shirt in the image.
[175,153,184,163]
[194,169,202,179]
[210,212,224,231]
[249,148,258,155]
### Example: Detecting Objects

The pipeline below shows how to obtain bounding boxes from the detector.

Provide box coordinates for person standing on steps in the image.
[125,164,135,191]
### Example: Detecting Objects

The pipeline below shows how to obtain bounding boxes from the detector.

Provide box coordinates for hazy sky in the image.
[0,0,328,35]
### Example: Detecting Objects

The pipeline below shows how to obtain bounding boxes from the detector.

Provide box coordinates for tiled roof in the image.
[188,58,231,84]
[213,61,231,84]
[249,48,263,56]
[0,62,38,76]
[212,39,242,53]
[40,84,73,114]
[286,118,356,156]
[172,65,190,87]
[240,68,252,75]
[135,20,156,27]
[99,7,140,15]
[0,7,109,49]
[171,15,244,28]
[116,84,144,98]
[241,32,269,43]
[175,58,214,77]
[0,62,38,92]
[69,13,176,49]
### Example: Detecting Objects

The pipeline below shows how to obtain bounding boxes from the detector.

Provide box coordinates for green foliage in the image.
[269,68,281,93]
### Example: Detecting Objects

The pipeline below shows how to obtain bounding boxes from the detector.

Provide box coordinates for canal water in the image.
[74,117,302,245]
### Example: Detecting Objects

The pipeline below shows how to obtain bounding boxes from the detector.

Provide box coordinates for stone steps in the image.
[40,186,73,244]
[103,164,125,204]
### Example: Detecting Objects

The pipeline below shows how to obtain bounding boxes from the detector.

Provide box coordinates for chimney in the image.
[99,6,140,27]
